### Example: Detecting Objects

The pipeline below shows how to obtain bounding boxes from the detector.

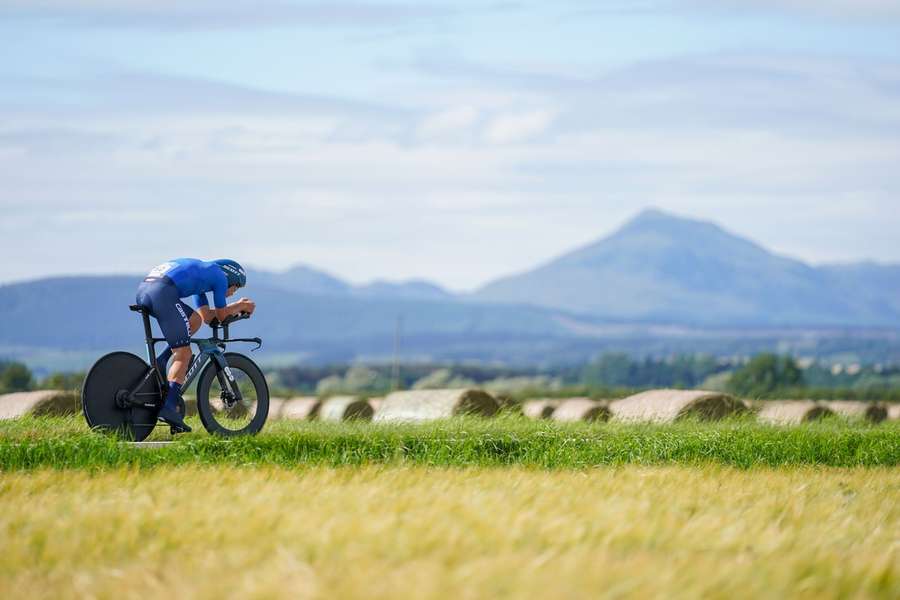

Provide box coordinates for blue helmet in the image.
[215,259,246,289]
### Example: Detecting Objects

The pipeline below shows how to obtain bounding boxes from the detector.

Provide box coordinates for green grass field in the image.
[1,415,898,469]
[1,416,898,598]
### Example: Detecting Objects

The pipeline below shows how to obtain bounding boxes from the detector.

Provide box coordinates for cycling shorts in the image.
[135,277,195,349]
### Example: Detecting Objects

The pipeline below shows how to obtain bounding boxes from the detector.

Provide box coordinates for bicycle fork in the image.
[191,339,243,408]
[213,355,244,408]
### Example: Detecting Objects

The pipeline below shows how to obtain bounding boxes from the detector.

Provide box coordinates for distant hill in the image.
[248,267,453,301]
[3,209,900,370]
[355,279,452,301]
[247,265,350,296]
[474,209,900,327]
[0,275,579,367]
[819,262,900,317]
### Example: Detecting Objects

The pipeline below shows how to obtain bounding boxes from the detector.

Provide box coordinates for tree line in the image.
[0,361,84,394]
[3,353,899,400]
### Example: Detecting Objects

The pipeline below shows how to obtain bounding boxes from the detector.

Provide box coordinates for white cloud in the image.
[576,0,900,20]
[483,109,557,145]
[721,0,900,19]
[0,0,453,30]
[2,50,900,288]
[415,105,479,141]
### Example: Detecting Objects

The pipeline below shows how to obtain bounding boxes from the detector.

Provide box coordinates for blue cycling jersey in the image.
[145,258,229,309]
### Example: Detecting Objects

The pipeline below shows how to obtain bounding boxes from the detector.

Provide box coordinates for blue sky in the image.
[1,1,899,290]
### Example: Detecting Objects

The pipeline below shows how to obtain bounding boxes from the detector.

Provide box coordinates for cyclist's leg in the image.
[168,312,202,380]
[146,283,197,432]
[157,303,192,389]
[154,313,202,375]
[135,280,172,378]
[136,281,177,375]
[156,347,173,377]
[143,284,196,380]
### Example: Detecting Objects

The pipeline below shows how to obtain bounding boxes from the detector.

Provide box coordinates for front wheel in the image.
[196,352,269,436]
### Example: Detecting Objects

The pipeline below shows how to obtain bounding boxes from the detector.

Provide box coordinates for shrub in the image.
[0,362,33,393]
[727,354,803,397]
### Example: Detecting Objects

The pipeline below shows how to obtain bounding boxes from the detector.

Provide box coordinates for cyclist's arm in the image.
[195,301,247,324]
[210,279,254,322]
[195,270,255,324]
[194,286,232,324]
[196,305,217,325]
[194,292,216,325]
[215,302,245,322]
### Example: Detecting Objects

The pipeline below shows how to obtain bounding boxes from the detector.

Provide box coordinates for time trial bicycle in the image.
[82,304,269,440]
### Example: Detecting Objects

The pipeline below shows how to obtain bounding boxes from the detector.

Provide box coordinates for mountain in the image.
[474,209,900,327]
[355,279,452,301]
[4,273,897,372]
[3,209,900,371]
[248,266,452,301]
[819,262,900,317]
[247,265,351,296]
[0,275,581,368]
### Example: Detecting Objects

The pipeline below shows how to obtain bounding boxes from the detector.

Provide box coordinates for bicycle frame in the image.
[125,307,261,410]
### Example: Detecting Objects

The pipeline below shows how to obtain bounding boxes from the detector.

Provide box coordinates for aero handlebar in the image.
[209,312,251,328]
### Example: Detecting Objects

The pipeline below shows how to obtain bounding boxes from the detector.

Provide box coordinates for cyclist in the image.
[135,258,255,433]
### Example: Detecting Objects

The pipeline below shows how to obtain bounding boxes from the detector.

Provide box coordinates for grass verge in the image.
[1,415,898,470]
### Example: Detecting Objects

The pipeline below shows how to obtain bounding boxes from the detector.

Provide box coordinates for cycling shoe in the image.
[158,405,192,434]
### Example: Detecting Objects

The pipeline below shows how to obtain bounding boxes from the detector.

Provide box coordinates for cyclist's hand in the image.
[239,299,256,315]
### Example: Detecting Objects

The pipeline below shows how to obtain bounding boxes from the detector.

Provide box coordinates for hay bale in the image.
[756,400,833,425]
[319,396,373,421]
[743,399,766,412]
[610,389,744,423]
[551,398,611,422]
[267,397,287,420]
[888,404,900,421]
[0,390,80,419]
[373,389,498,422]
[522,399,560,420]
[279,396,321,420]
[182,395,198,417]
[493,394,522,414]
[823,401,887,423]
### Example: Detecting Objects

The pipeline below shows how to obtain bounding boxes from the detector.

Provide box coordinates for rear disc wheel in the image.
[82,351,160,441]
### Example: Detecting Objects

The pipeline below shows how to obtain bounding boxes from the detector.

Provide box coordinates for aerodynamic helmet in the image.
[215,259,247,289]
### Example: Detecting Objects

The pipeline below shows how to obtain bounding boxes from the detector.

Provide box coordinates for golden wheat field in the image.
[0,465,897,599]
